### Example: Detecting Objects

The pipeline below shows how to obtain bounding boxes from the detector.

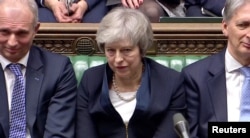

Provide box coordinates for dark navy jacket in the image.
[0,46,77,138]
[182,49,227,138]
[76,57,186,138]
[185,0,226,16]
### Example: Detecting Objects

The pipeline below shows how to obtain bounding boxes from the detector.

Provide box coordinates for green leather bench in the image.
[69,55,207,83]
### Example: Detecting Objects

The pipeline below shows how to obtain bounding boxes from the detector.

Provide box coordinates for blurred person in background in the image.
[36,0,108,23]
[185,0,225,17]
[107,0,185,22]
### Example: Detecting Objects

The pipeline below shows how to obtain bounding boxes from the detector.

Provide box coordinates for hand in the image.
[45,0,73,22]
[121,0,143,9]
[68,0,88,23]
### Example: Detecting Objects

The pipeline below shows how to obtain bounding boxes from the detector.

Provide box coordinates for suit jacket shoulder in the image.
[183,49,226,75]
[26,46,77,138]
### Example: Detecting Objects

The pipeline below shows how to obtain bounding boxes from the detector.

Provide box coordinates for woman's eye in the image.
[105,49,115,55]
[123,49,131,52]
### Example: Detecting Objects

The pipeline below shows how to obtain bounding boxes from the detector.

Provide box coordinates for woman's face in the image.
[104,39,143,80]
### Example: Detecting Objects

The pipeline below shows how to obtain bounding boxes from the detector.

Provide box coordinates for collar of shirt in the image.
[225,48,244,73]
[0,51,30,70]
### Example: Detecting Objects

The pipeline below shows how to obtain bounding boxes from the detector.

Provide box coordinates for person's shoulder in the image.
[182,51,223,72]
[29,46,72,69]
[146,57,177,69]
[145,57,180,75]
[84,63,106,75]
[145,57,183,87]
[31,46,68,59]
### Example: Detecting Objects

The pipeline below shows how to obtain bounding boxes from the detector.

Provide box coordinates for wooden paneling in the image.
[34,23,226,56]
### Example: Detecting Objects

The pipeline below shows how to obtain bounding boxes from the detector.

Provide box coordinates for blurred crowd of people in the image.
[36,0,226,23]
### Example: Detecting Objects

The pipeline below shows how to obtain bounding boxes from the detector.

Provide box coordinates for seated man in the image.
[0,0,77,137]
[36,0,108,23]
[185,0,225,17]
[183,0,250,137]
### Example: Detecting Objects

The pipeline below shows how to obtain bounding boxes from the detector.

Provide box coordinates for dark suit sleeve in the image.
[43,58,77,138]
[35,0,45,7]
[202,0,225,16]
[153,71,186,138]
[159,0,180,5]
[82,0,108,22]
[185,0,204,16]
[76,71,98,138]
[182,69,200,138]
[83,0,103,10]
[185,0,225,16]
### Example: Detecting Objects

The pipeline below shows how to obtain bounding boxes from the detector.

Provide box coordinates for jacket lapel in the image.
[207,50,228,121]
[25,47,44,130]
[0,64,10,137]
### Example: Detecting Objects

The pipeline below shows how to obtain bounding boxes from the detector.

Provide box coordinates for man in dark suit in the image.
[36,0,108,23]
[0,0,77,137]
[182,0,250,137]
[185,0,226,16]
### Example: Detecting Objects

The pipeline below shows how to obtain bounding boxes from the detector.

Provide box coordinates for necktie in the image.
[8,64,26,138]
[239,66,250,121]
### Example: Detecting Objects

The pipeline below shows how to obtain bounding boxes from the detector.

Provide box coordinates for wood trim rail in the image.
[34,23,226,56]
